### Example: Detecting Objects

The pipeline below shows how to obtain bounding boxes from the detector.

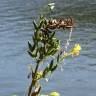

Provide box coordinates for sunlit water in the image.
[0,0,96,96]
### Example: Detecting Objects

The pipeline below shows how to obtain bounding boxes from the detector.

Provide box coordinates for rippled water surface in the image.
[0,0,96,96]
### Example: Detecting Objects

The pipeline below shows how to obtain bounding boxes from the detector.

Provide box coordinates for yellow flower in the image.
[70,44,81,56]
[49,91,60,96]
[35,71,43,80]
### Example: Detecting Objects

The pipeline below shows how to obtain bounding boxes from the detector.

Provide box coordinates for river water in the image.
[0,0,96,96]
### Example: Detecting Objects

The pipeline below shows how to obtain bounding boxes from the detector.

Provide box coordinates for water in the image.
[0,0,96,96]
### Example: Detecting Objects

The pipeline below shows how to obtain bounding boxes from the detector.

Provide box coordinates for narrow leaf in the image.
[57,54,60,62]
[50,31,55,39]
[27,50,37,58]
[51,64,58,72]
[49,60,54,69]
[43,67,49,77]
[51,50,57,55]
[38,21,44,29]
[47,48,54,56]
[28,41,36,52]
[33,20,38,30]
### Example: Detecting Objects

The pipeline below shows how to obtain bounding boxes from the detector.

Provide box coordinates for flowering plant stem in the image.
[27,15,78,96]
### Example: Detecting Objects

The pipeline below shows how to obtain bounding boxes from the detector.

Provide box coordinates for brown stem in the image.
[28,80,33,96]
[34,62,39,74]
[28,61,40,96]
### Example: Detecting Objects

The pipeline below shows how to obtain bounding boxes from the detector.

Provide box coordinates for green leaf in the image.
[57,54,60,62]
[51,64,58,72]
[43,67,49,78]
[40,15,44,20]
[49,60,54,69]
[50,31,55,39]
[39,52,43,60]
[47,47,57,56]
[51,50,57,55]
[44,18,47,25]
[27,50,37,58]
[38,47,44,60]
[32,36,38,46]
[28,41,36,52]
[33,20,38,30]
[38,20,44,29]
[47,48,55,56]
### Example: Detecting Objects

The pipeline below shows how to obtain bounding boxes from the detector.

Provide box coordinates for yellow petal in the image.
[69,44,81,56]
[73,44,81,51]
[71,51,80,56]
[49,92,60,96]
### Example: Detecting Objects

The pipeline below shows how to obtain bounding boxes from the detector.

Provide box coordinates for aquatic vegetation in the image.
[27,2,81,96]
[27,16,81,96]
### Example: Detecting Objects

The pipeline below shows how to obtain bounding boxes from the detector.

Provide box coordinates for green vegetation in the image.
[27,3,81,96]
